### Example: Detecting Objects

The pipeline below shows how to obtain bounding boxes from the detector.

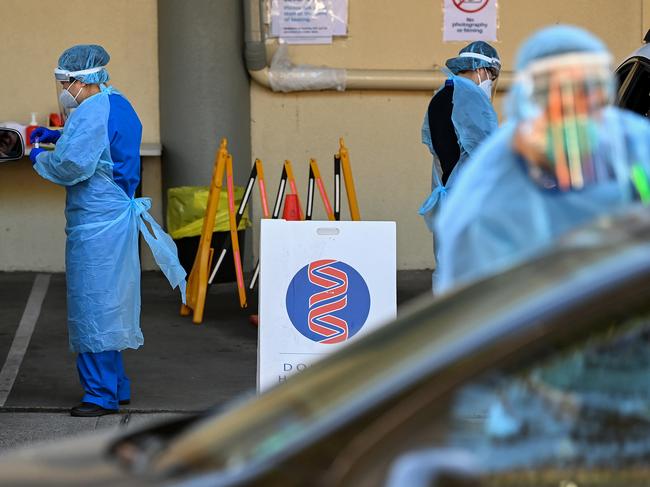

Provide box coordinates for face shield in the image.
[53,66,104,124]
[458,51,501,96]
[513,52,616,192]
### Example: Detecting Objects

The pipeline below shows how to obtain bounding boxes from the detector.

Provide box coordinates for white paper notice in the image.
[279,0,333,40]
[443,0,498,42]
[270,0,348,43]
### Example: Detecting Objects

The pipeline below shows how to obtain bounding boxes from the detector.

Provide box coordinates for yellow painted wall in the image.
[0,0,161,271]
[250,0,648,269]
[2,0,649,272]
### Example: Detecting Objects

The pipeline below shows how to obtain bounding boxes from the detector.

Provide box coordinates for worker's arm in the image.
[32,98,109,186]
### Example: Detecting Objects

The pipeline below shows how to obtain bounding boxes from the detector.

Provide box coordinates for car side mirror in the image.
[0,128,25,162]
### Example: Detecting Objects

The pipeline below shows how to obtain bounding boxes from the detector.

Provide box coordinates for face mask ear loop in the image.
[476,68,484,85]
[66,79,77,95]
[70,80,84,102]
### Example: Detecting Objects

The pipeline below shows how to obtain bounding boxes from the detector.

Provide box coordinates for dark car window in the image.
[617,58,650,117]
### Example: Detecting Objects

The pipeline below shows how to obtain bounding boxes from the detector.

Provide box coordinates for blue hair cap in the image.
[58,44,110,84]
[445,41,500,75]
[515,25,607,70]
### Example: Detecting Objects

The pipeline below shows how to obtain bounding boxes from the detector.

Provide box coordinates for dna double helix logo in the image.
[286,259,371,344]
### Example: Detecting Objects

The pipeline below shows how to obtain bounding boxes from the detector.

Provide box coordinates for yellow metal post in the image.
[338,138,361,221]
[182,138,228,324]
[283,160,303,220]
[255,159,271,218]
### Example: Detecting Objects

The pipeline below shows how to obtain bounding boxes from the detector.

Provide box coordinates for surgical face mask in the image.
[59,81,83,110]
[477,69,493,100]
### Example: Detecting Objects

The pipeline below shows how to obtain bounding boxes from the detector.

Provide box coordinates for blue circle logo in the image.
[286,259,371,344]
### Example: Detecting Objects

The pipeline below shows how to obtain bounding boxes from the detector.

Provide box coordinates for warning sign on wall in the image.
[443,0,498,42]
[269,0,349,45]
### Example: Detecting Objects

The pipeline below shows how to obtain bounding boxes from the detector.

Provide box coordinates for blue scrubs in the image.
[108,94,142,198]
[76,93,142,409]
[77,351,131,409]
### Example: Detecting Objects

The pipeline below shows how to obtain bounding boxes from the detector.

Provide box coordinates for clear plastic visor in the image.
[513,52,616,192]
[55,79,82,126]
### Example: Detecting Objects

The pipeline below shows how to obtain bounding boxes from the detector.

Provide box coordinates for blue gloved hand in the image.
[30,127,61,144]
[29,147,46,164]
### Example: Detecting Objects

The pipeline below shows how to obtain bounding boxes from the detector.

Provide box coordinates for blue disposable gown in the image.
[419,73,498,231]
[419,73,498,291]
[33,85,186,353]
[435,107,650,293]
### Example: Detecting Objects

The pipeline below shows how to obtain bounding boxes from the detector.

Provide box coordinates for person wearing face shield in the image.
[434,25,650,293]
[29,45,186,417]
[419,41,501,292]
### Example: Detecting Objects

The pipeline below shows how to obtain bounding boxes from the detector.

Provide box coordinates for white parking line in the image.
[0,274,51,407]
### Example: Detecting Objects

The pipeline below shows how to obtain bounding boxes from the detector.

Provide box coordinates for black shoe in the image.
[70,402,118,417]
[119,399,130,405]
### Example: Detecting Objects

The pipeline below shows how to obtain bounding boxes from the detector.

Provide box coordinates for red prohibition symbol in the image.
[453,0,490,14]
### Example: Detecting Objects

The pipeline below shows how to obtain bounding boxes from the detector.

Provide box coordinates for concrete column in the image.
[158,0,252,265]
[158,0,251,187]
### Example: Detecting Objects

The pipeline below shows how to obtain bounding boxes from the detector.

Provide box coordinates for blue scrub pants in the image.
[76,351,131,410]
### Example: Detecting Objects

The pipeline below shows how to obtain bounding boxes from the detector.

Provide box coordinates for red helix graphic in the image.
[307,259,349,344]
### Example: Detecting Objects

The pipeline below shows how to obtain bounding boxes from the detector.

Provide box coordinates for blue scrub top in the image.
[107,94,142,198]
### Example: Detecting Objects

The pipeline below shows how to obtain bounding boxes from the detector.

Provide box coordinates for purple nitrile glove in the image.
[30,127,61,144]
[29,147,46,164]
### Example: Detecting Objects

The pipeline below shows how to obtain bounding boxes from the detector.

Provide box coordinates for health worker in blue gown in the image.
[435,25,650,293]
[419,41,501,292]
[29,44,186,417]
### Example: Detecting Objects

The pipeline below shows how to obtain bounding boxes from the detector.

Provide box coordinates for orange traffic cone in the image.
[283,193,302,221]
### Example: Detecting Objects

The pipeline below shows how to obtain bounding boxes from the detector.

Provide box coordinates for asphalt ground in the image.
[1,272,259,412]
[0,269,431,452]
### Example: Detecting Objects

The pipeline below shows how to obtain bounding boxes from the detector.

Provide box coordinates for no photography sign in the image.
[453,0,490,13]
[444,0,498,42]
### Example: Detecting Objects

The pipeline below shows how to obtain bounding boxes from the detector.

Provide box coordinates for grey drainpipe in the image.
[243,0,267,71]
[242,0,512,92]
